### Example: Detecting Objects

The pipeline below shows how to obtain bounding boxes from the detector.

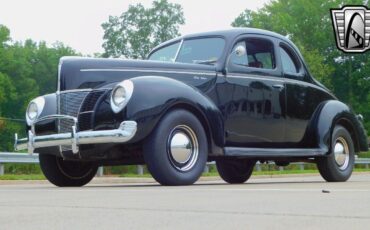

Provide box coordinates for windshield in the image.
[148,37,225,65]
[148,42,180,62]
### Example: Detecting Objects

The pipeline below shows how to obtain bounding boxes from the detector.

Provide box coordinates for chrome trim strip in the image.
[285,78,326,91]
[80,68,215,76]
[57,58,63,93]
[32,114,77,124]
[227,74,327,92]
[79,111,94,114]
[15,117,137,154]
[228,74,284,82]
[58,88,110,94]
[57,58,63,154]
[59,88,92,94]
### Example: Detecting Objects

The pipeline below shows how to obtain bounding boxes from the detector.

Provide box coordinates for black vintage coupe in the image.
[15,28,368,186]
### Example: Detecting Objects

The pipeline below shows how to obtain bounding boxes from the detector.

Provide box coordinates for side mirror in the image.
[223,44,247,75]
[234,45,246,57]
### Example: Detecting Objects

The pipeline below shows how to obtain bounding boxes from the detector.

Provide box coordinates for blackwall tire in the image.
[39,154,98,187]
[317,125,355,182]
[216,159,255,184]
[143,109,208,186]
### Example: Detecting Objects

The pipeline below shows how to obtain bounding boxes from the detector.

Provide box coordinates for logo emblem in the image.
[331,6,370,53]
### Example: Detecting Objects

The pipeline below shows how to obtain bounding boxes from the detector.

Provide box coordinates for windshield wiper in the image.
[193,59,217,65]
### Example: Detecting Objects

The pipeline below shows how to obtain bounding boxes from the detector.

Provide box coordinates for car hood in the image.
[59,57,217,92]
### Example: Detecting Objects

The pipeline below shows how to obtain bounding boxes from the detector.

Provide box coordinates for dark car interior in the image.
[245,38,276,69]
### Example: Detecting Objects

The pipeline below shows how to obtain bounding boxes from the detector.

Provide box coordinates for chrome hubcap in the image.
[168,125,199,171]
[334,137,350,170]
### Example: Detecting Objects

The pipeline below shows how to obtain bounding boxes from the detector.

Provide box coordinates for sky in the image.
[0,0,270,55]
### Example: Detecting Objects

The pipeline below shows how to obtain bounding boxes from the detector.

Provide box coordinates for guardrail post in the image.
[279,166,284,171]
[203,165,209,173]
[137,165,144,175]
[0,164,4,176]
[299,163,305,171]
[255,162,262,171]
[96,167,104,177]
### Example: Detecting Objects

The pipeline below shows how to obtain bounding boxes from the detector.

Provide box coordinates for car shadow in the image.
[84,180,332,189]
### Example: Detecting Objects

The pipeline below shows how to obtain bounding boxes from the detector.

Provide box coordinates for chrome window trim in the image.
[173,39,184,62]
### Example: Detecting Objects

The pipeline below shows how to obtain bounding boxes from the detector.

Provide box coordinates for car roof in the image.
[150,28,294,53]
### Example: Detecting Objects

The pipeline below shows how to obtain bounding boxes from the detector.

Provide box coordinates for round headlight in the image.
[27,102,38,120]
[26,96,45,125]
[112,86,126,106]
[110,80,134,113]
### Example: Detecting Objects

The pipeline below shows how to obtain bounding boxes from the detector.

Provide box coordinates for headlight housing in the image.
[110,80,134,113]
[26,96,45,125]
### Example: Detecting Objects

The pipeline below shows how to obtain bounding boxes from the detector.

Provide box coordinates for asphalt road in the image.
[1,174,370,230]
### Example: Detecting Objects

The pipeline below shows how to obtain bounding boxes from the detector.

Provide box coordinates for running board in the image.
[224,147,327,158]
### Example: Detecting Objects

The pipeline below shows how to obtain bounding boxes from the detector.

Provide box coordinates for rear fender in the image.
[305,100,368,153]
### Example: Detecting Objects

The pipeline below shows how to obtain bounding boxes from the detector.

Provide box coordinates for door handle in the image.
[272,84,284,90]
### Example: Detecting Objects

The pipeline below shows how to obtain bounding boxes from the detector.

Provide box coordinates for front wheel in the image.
[216,159,255,184]
[143,109,208,186]
[39,154,98,187]
[317,125,355,182]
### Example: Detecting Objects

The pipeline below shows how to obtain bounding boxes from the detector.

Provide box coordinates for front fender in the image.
[306,100,368,153]
[29,93,58,135]
[126,76,224,151]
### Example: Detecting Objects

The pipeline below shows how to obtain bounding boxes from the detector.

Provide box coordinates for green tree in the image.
[32,41,77,95]
[0,24,77,151]
[101,0,185,59]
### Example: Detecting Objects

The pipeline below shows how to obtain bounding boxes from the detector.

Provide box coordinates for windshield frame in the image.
[148,35,226,65]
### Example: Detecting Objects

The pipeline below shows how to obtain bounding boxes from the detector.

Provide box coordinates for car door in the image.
[223,35,286,147]
[279,42,332,147]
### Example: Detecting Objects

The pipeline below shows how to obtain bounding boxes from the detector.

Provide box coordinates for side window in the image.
[280,46,300,74]
[231,38,275,69]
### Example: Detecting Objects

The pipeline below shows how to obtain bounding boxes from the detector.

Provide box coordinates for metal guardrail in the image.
[0,152,39,175]
[0,152,105,176]
[0,152,370,176]
[0,152,39,164]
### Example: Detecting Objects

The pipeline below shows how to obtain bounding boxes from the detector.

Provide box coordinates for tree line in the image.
[0,25,77,150]
[0,0,369,151]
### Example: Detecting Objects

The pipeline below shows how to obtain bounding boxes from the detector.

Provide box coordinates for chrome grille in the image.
[78,90,106,131]
[59,90,89,151]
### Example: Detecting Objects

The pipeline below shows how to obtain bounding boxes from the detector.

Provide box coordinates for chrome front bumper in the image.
[14,115,137,154]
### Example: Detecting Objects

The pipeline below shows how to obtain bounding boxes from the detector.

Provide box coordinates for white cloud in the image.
[0,0,269,55]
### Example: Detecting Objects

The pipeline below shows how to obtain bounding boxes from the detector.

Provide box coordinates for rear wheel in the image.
[317,125,355,182]
[39,154,98,187]
[216,159,255,184]
[143,109,208,186]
